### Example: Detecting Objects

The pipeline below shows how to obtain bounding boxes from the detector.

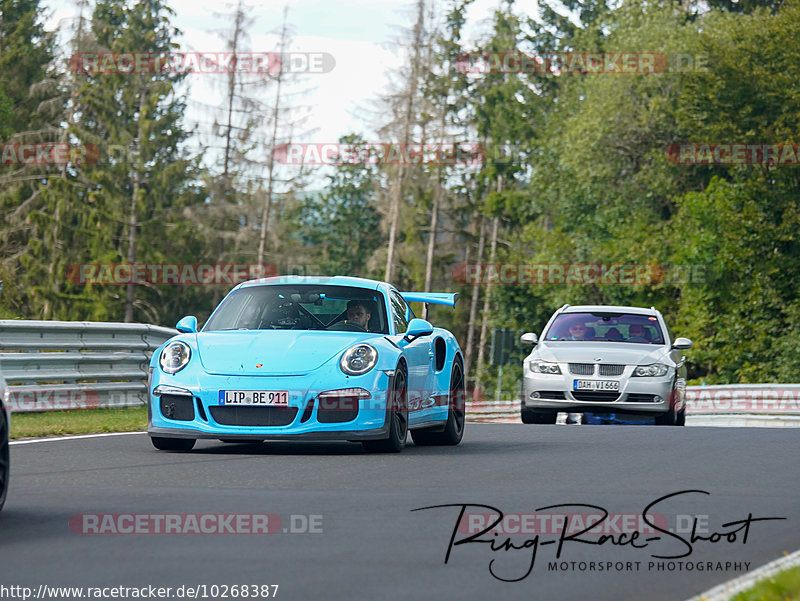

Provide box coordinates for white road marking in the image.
[10,431,146,445]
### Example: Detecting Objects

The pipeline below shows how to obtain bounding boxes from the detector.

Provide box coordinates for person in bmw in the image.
[519,305,692,426]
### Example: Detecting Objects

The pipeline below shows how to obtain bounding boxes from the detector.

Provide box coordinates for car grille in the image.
[626,394,659,403]
[316,394,360,423]
[571,391,621,402]
[208,406,298,426]
[160,395,195,421]
[598,364,625,376]
[568,363,595,375]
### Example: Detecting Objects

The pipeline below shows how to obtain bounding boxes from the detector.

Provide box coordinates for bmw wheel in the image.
[521,408,557,424]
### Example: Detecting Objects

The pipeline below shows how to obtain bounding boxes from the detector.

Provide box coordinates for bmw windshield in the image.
[544,312,664,344]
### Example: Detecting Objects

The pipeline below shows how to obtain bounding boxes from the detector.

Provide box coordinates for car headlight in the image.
[529,360,562,374]
[633,363,669,377]
[340,344,378,376]
[159,341,192,374]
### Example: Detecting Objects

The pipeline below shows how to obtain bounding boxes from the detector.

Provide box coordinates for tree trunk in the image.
[464,214,486,386]
[474,177,503,393]
[124,87,147,322]
[384,0,425,283]
[256,7,288,266]
[424,104,447,293]
[475,214,499,388]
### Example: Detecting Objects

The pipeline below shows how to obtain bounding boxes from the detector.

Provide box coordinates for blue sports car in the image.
[148,276,465,453]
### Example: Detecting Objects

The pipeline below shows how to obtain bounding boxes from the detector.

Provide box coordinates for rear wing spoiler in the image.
[399,292,459,308]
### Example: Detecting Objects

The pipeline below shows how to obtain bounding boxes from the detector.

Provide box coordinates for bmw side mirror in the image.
[176,315,198,333]
[671,337,692,350]
[403,318,434,343]
[520,332,538,345]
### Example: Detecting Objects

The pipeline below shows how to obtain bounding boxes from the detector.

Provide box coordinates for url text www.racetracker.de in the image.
[0,584,280,600]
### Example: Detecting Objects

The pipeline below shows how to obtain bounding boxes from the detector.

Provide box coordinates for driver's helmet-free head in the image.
[566,317,590,339]
[346,299,372,328]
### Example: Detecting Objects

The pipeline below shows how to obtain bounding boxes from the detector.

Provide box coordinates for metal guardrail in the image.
[0,320,178,412]
[468,384,800,425]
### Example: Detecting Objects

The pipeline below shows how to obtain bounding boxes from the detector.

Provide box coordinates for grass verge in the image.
[732,565,800,601]
[10,406,147,439]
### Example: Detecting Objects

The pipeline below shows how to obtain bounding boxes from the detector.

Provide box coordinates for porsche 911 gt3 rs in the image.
[148,276,465,452]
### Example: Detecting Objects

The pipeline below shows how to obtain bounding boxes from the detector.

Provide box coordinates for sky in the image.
[45,0,542,182]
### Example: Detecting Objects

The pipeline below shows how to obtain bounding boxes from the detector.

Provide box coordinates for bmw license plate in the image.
[219,390,289,406]
[573,380,619,391]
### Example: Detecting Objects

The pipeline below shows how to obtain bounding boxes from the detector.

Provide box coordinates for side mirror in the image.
[520,332,538,345]
[403,318,434,343]
[176,315,198,333]
[671,337,692,350]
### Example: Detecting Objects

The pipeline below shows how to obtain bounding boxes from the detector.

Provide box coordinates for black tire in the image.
[656,387,682,426]
[151,436,196,451]
[655,410,677,425]
[521,408,558,424]
[362,367,408,453]
[411,359,465,446]
[0,409,9,512]
[676,408,686,426]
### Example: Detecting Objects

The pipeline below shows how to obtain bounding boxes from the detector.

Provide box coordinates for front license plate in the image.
[219,390,289,406]
[573,380,619,391]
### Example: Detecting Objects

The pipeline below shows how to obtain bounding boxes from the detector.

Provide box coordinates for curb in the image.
[685,549,800,601]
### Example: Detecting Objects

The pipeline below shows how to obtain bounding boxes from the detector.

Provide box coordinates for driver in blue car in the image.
[345,300,372,331]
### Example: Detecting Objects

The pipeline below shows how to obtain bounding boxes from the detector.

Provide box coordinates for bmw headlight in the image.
[633,363,669,377]
[340,344,378,376]
[529,360,562,374]
[159,341,192,374]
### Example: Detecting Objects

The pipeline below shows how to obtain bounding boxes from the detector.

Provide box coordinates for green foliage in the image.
[290,134,384,277]
[2,0,799,387]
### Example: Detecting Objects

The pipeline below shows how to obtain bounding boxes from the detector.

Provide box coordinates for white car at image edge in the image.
[0,365,9,510]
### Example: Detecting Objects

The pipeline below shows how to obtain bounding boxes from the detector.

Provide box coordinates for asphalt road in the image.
[1,425,798,601]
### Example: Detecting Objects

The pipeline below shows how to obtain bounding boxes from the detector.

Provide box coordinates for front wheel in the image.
[411,360,465,446]
[521,408,557,424]
[654,408,678,425]
[0,410,9,511]
[363,367,408,453]
[656,387,682,426]
[151,436,196,451]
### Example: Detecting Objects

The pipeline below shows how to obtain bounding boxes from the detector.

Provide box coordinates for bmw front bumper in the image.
[522,366,679,415]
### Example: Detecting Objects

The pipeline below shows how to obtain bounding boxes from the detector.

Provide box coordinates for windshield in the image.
[544,312,664,344]
[203,285,389,334]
